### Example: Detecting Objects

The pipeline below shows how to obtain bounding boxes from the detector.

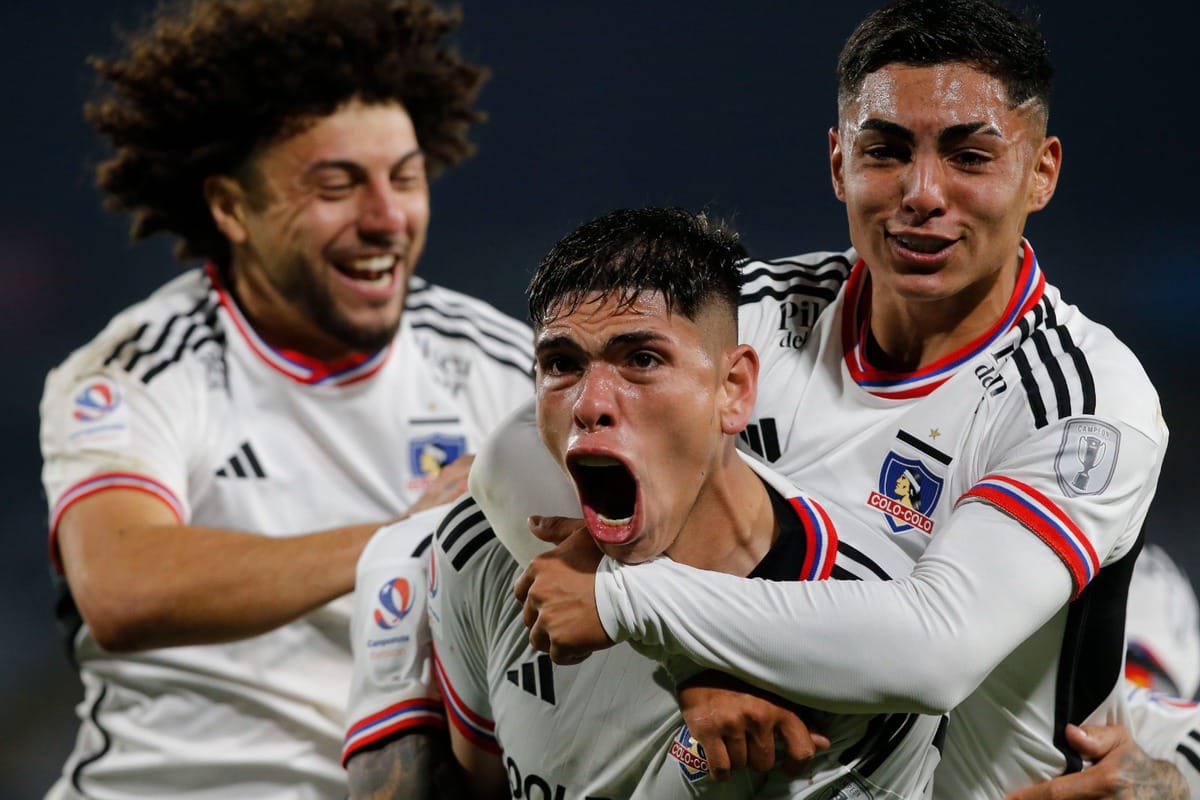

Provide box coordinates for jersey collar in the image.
[840,240,1045,399]
[206,263,392,387]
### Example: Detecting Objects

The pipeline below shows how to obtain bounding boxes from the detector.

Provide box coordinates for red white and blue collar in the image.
[841,240,1045,399]
[207,264,392,387]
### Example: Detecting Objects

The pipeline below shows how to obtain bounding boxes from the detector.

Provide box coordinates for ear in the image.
[829,126,847,202]
[203,175,251,245]
[1027,135,1062,213]
[719,344,759,436]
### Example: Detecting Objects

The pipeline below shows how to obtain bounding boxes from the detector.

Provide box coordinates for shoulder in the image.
[45,269,224,394]
[432,494,514,579]
[405,277,533,378]
[42,270,225,420]
[995,286,1162,437]
[739,249,855,306]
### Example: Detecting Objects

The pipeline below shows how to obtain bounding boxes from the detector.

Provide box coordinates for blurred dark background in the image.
[3,1,1196,794]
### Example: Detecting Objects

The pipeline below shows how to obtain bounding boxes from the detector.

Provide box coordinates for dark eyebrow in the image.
[305,148,423,178]
[859,119,1000,148]
[534,329,669,357]
[936,122,1000,146]
[860,118,915,145]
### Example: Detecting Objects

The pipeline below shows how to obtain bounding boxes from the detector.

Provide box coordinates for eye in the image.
[629,351,661,369]
[539,353,579,377]
[864,143,908,163]
[951,150,992,169]
[310,168,357,198]
[392,169,426,190]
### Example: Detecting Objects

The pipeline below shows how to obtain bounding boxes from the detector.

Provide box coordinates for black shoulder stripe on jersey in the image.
[739,282,839,307]
[1012,347,1049,428]
[1011,298,1095,429]
[1171,734,1200,772]
[405,300,532,353]
[71,682,112,794]
[412,533,434,559]
[141,301,222,384]
[120,294,212,374]
[1032,331,1072,421]
[409,320,533,378]
[743,253,853,277]
[435,496,484,548]
[103,322,149,366]
[451,528,496,571]
[836,541,894,582]
[1044,303,1096,415]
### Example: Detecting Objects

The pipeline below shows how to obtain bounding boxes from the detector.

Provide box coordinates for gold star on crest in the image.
[929,428,941,440]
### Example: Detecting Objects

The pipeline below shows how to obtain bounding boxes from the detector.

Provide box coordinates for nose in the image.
[901,154,946,222]
[358,178,408,239]
[573,366,617,432]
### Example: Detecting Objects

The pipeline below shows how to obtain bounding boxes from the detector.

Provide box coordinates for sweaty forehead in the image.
[843,63,1016,129]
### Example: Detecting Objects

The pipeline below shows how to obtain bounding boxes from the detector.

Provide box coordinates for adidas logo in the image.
[507,653,555,705]
[215,441,266,479]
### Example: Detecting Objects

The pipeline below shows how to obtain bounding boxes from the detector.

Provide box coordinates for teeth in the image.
[577,455,621,467]
[349,255,397,274]
[359,271,391,288]
[598,513,632,527]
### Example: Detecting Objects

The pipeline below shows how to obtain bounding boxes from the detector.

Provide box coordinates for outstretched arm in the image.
[522,502,1073,715]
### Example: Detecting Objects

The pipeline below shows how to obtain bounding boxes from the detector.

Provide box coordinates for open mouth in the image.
[567,454,640,544]
[334,254,399,289]
[890,234,955,256]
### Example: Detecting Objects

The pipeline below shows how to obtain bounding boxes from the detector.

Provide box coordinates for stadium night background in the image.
[2,1,1196,793]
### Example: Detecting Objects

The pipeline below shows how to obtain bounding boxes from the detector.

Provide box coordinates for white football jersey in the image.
[1124,685,1200,796]
[39,265,532,800]
[475,241,1169,798]
[442,457,946,799]
[1125,543,1200,699]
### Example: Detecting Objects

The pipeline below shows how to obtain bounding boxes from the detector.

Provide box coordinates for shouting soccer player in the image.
[477,0,1194,797]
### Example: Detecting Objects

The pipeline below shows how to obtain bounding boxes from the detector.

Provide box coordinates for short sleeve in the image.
[39,320,208,568]
[343,507,448,765]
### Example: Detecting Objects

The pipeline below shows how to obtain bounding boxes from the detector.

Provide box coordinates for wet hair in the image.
[836,0,1053,121]
[86,0,487,267]
[528,207,746,331]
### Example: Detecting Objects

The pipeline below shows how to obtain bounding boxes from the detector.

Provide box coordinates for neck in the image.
[865,251,1021,373]
[665,447,777,577]
[226,260,355,363]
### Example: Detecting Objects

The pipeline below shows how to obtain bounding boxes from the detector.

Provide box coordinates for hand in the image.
[678,670,830,782]
[408,455,474,516]
[1004,723,1188,799]
[513,516,611,665]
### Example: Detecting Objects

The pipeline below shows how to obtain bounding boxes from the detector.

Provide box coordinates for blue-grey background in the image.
[3,1,1196,794]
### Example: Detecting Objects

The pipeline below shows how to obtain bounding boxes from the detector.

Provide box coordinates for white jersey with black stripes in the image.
[431,459,946,800]
[473,240,1168,797]
[39,266,532,799]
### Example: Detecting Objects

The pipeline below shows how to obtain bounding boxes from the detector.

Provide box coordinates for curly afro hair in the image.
[86,0,488,267]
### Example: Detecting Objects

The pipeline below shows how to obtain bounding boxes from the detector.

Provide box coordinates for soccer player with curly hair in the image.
[39,1,533,797]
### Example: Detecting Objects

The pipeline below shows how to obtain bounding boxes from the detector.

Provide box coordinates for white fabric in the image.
[1124,684,1200,796]
[439,459,945,798]
[39,267,532,800]
[1126,544,1200,699]
[472,242,1168,798]
[343,503,452,765]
